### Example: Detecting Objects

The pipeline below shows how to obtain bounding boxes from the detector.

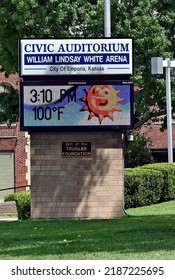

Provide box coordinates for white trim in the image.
[0,123,17,127]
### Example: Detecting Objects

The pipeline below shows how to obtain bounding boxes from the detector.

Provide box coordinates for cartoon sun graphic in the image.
[81,85,124,124]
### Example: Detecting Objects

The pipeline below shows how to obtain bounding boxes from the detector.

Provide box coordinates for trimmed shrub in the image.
[4,193,15,202]
[124,168,164,209]
[4,190,31,220]
[140,163,175,201]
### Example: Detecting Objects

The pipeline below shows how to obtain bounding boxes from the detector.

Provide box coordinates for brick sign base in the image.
[30,131,124,219]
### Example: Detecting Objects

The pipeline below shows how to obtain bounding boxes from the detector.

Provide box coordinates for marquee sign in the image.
[19,38,133,76]
[20,80,134,131]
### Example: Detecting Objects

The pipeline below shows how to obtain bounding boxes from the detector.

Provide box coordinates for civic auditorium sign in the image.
[19,38,133,76]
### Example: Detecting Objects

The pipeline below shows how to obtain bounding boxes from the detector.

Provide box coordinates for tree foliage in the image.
[0,0,100,72]
[0,0,175,127]
[125,132,154,168]
[0,85,19,124]
[111,0,175,128]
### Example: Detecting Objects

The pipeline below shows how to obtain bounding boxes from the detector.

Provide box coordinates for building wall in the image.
[0,71,30,191]
[141,123,175,150]
[0,71,19,89]
[0,123,30,189]
[140,122,175,161]
[31,131,124,219]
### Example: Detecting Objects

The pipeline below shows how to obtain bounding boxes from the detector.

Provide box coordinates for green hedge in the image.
[124,168,164,209]
[140,163,175,201]
[4,190,31,220]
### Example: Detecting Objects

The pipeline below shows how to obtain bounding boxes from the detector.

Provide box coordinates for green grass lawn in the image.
[0,201,175,260]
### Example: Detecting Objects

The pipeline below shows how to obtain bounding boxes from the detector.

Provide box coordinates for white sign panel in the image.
[19,38,133,76]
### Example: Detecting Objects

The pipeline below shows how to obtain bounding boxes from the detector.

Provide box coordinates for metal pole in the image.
[165,58,173,163]
[104,0,111,37]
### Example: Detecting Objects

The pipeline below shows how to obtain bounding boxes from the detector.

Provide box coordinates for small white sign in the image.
[19,38,133,76]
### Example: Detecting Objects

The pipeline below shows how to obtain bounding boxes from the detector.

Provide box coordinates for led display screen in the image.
[20,81,134,131]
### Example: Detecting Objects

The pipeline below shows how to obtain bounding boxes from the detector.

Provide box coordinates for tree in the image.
[125,131,154,168]
[0,85,19,124]
[110,0,175,129]
[0,0,100,72]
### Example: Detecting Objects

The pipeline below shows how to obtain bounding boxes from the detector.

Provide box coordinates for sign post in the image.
[165,58,173,163]
[104,0,111,37]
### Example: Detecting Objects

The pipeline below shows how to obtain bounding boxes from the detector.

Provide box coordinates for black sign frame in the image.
[20,80,134,131]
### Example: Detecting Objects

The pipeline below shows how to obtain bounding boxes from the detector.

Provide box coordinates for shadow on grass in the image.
[0,215,175,259]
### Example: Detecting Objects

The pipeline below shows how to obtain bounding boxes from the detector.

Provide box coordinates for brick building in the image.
[141,122,175,162]
[0,71,30,202]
